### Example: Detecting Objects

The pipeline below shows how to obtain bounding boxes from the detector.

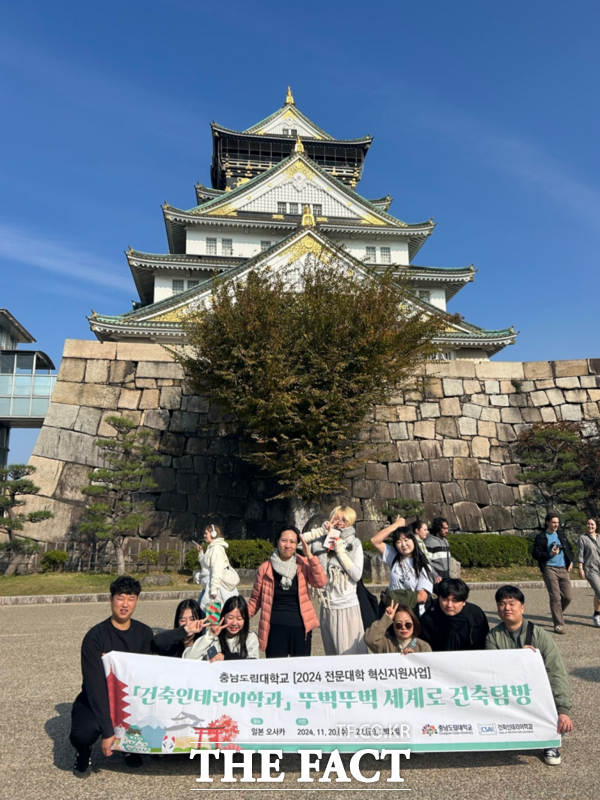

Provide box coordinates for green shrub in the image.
[138,549,160,570]
[448,534,535,568]
[162,549,181,571]
[227,540,274,569]
[184,548,200,572]
[40,549,69,572]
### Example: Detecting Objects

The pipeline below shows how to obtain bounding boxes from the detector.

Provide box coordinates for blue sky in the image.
[2,0,599,462]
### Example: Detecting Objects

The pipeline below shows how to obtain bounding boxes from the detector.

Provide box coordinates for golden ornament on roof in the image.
[302,205,315,227]
[294,135,305,153]
[285,86,295,105]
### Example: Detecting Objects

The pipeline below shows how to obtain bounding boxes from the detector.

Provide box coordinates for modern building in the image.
[88,89,517,359]
[0,310,56,467]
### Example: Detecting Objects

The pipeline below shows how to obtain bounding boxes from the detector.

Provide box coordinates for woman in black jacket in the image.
[152,599,206,657]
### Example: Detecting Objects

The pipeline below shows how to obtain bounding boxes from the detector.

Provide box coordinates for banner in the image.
[102,649,560,754]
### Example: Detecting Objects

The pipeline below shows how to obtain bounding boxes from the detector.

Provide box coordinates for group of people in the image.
[70,506,597,778]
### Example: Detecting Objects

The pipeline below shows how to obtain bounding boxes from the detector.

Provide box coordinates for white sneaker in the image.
[554,625,565,634]
[544,748,561,766]
[593,615,600,628]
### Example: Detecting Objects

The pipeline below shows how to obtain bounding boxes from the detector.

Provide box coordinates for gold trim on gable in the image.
[151,307,187,323]
[284,161,315,180]
[360,213,386,227]
[206,203,237,217]
[279,233,332,264]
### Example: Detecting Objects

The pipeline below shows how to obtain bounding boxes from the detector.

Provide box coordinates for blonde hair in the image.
[206,523,223,538]
[330,506,356,527]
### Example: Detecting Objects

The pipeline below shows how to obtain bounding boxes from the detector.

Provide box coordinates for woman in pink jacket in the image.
[247,525,327,657]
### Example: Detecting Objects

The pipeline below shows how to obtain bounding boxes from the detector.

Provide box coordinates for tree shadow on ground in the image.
[570,666,600,682]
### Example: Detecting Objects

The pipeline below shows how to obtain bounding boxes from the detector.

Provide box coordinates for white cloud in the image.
[0,224,132,291]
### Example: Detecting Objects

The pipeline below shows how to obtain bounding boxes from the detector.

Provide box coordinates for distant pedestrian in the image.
[577,518,600,627]
[486,585,573,766]
[424,517,451,580]
[195,524,240,621]
[532,514,574,634]
[411,519,441,583]
[419,578,489,651]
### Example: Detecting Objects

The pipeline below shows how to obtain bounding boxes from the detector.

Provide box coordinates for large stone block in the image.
[581,375,599,388]
[489,395,510,407]
[565,389,587,403]
[453,457,480,480]
[98,409,141,436]
[369,424,391,443]
[463,379,482,395]
[375,406,397,422]
[27,456,65,497]
[500,407,523,424]
[474,362,524,380]
[442,378,464,396]
[453,501,486,532]
[496,423,517,442]
[139,389,160,409]
[479,463,503,482]
[464,479,491,505]
[52,382,120,409]
[552,359,589,377]
[366,463,388,481]
[471,437,490,458]
[426,361,476,378]
[412,461,431,482]
[477,420,497,438]
[397,441,423,462]
[560,404,583,421]
[177,472,199,495]
[142,409,171,430]
[136,361,185,379]
[157,493,187,513]
[429,458,451,482]
[33,426,101,466]
[376,481,397,500]
[388,462,413,483]
[55,461,93,501]
[116,342,177,362]
[443,439,469,458]
[43,402,79,430]
[397,483,422,501]
[397,406,418,421]
[502,464,522,485]
[352,479,376,499]
[109,360,136,384]
[84,360,110,384]
[523,361,553,380]
[457,416,477,436]
[480,407,500,422]
[170,410,200,434]
[545,388,565,406]
[73,406,102,435]
[160,387,182,409]
[462,403,482,420]
[413,420,436,439]
[470,393,490,407]
[63,339,117,360]
[583,402,600,419]
[389,422,409,440]
[57,358,86,383]
[512,504,540,530]
[488,483,516,505]
[424,378,444,398]
[420,441,442,460]
[440,397,462,416]
[482,505,513,532]
[160,432,186,457]
[17,494,83,543]
[540,406,557,422]
[419,402,441,419]
[422,482,443,503]
[117,388,141,410]
[484,380,500,394]
[555,376,580,389]
[168,511,197,537]
[152,467,177,492]
[436,417,458,438]
[489,445,510,463]
[521,408,542,423]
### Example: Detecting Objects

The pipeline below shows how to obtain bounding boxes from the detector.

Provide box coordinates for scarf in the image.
[310,526,358,594]
[270,550,297,590]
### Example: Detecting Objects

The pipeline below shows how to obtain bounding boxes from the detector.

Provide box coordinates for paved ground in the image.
[2,587,599,800]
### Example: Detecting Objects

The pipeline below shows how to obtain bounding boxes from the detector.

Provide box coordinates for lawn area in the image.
[460,565,543,583]
[0,572,196,597]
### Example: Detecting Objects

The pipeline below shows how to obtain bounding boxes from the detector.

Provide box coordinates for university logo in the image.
[421,724,437,736]
[478,724,497,735]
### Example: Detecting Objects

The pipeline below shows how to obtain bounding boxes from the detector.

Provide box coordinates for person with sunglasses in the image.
[364,601,432,655]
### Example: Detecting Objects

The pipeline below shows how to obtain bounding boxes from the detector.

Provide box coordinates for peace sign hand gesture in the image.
[385,600,399,619]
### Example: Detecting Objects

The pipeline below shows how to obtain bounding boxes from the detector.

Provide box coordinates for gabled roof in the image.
[194,184,226,205]
[241,87,336,141]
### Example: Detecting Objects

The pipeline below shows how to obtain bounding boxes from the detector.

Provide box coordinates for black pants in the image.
[70,697,102,754]
[265,624,312,658]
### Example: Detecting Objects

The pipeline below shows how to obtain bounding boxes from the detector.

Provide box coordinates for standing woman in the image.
[152,599,206,658]
[302,506,367,656]
[370,520,434,616]
[247,525,327,658]
[577,518,600,627]
[196,524,240,616]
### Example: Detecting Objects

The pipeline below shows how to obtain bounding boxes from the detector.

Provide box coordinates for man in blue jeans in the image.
[532,514,574,634]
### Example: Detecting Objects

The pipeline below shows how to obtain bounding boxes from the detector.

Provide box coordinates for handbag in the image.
[356,578,379,629]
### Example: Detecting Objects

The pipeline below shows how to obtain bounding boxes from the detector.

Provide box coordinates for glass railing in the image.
[0,351,56,419]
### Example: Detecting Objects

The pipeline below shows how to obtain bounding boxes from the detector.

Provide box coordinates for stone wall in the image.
[22,341,600,544]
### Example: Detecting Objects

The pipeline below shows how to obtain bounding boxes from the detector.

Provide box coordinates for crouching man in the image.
[70,576,154,778]
[485,585,573,766]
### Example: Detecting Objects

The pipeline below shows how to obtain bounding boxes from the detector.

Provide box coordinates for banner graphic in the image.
[102,649,560,754]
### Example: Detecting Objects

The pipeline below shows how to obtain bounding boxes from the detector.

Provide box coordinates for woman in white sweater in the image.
[196,524,239,615]
[302,506,367,656]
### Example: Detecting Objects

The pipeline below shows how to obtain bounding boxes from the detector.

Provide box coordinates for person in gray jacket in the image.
[486,585,573,766]
[577,518,600,627]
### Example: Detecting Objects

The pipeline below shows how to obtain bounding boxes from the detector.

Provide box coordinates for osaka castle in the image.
[89,88,517,359]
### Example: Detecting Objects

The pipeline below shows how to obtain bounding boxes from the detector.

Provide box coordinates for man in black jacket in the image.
[532,513,574,634]
[419,578,489,651]
[70,576,154,778]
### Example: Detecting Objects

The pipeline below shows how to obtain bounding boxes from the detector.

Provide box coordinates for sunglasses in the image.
[393,621,413,630]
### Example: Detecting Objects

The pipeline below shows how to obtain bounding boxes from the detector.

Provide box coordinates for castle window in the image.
[313,204,323,217]
[380,247,391,264]
[187,280,199,290]
[172,280,184,294]
[206,237,217,255]
[277,202,287,214]
[418,290,431,303]
[365,246,376,263]
[288,203,299,215]
[222,239,233,256]
[261,240,272,252]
